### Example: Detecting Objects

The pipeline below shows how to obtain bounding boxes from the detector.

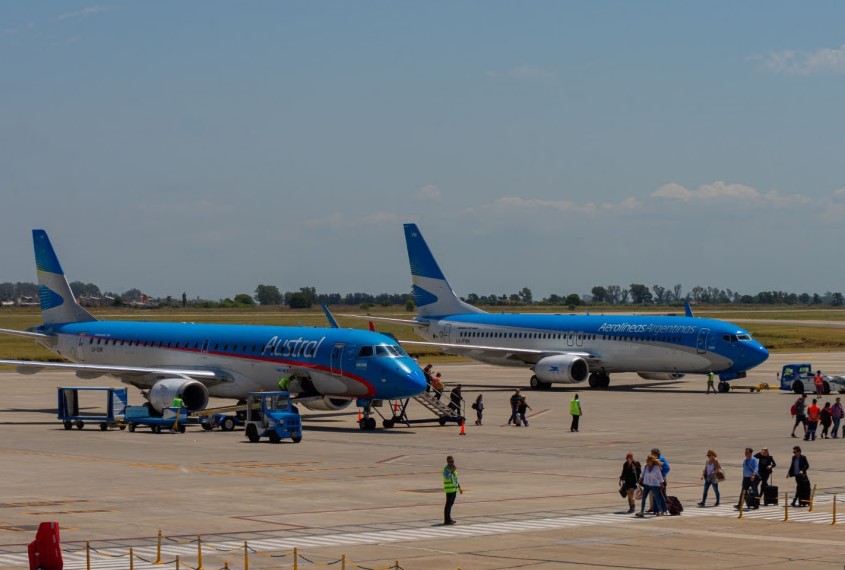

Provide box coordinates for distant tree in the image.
[672,284,683,301]
[405,299,415,312]
[629,284,652,304]
[121,288,143,301]
[519,287,533,305]
[564,293,581,307]
[287,292,311,309]
[544,293,563,305]
[182,292,187,307]
[70,281,102,297]
[234,293,256,307]
[255,284,283,306]
[0,282,13,301]
[605,285,621,305]
[832,292,844,306]
[651,285,666,304]
[591,286,608,304]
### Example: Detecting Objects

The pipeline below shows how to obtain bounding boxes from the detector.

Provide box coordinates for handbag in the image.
[716,469,726,481]
[634,486,643,500]
[619,483,628,498]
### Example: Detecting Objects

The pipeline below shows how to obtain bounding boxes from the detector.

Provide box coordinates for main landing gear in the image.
[588,372,610,388]
[358,400,377,430]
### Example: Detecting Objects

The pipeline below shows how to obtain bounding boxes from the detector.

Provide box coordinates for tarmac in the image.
[1,351,845,569]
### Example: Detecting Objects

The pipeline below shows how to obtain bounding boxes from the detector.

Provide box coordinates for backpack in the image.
[471,402,478,410]
[790,403,797,417]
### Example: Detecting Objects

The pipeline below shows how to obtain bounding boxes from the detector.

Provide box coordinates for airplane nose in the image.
[405,366,428,396]
[747,343,769,369]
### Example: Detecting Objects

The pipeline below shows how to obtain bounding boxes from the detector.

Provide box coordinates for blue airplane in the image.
[366,223,769,391]
[0,230,427,430]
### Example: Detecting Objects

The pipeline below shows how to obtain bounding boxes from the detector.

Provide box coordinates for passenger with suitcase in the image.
[754,448,776,495]
[735,447,760,510]
[787,445,811,507]
[635,455,665,517]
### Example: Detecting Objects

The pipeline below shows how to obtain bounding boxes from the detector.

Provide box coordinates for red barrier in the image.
[28,521,63,570]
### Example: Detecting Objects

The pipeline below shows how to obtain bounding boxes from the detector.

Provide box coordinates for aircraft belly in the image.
[597,344,730,373]
[311,371,367,396]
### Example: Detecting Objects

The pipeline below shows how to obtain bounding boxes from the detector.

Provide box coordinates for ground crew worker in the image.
[569,394,582,432]
[442,455,462,525]
[279,374,293,391]
[171,395,184,430]
[814,371,824,395]
[706,371,715,394]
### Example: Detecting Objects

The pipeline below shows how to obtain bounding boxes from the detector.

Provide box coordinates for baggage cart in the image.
[57,387,128,431]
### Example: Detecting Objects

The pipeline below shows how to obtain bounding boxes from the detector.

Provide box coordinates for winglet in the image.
[32,230,96,325]
[684,299,694,318]
[321,304,340,328]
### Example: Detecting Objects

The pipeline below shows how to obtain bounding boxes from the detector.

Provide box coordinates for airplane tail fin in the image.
[33,230,96,325]
[403,223,484,318]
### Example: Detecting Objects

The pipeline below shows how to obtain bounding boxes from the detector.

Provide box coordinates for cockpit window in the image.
[357,346,374,358]
[736,334,752,341]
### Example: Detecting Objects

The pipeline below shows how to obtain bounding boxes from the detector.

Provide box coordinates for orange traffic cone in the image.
[357,409,362,422]
[393,401,399,413]
[459,418,466,435]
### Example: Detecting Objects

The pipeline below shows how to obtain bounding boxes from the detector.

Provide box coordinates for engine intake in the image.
[148,378,210,413]
[534,355,590,384]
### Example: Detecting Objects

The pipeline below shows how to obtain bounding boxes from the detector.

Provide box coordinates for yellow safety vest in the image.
[172,397,183,409]
[569,399,581,416]
[442,466,459,493]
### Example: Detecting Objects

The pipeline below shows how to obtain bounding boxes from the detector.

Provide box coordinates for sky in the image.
[2,2,845,301]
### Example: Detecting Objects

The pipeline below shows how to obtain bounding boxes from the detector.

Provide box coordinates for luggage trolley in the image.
[57,387,128,431]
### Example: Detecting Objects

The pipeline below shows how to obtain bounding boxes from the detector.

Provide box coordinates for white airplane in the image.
[355,224,770,391]
[0,230,427,430]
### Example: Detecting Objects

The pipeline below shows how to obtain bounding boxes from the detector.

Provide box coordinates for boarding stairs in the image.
[377,391,464,428]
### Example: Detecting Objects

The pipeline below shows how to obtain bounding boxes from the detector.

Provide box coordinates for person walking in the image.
[735,447,760,510]
[569,394,582,432]
[754,448,776,496]
[820,402,832,438]
[449,384,463,414]
[635,455,665,517]
[651,447,671,514]
[791,394,807,438]
[697,449,722,507]
[442,455,462,525]
[619,453,642,514]
[472,394,484,425]
[432,373,445,401]
[805,398,820,441]
[787,446,810,507]
[706,371,715,394]
[832,397,843,438]
[813,370,824,395]
[508,389,521,425]
[518,396,532,427]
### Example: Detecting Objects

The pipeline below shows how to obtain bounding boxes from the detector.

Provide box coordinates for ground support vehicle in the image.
[244,391,302,443]
[199,412,244,431]
[123,405,192,433]
[778,363,845,395]
[57,387,128,430]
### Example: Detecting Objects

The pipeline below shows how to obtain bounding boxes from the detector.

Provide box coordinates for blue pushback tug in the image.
[244,391,303,443]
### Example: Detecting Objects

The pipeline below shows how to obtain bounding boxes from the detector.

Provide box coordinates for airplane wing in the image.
[338,314,424,327]
[400,339,595,365]
[0,359,224,384]
[0,328,54,341]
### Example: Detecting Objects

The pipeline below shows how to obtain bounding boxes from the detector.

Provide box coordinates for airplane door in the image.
[75,337,87,362]
[576,332,583,347]
[442,324,452,343]
[696,329,710,354]
[330,343,345,375]
[566,332,574,347]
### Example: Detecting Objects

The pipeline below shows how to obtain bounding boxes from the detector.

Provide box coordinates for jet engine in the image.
[637,372,686,381]
[147,378,210,413]
[534,355,590,384]
[300,396,353,411]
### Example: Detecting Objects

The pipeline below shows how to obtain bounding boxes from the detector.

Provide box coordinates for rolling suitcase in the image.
[665,495,684,515]
[745,493,760,509]
[764,485,779,506]
[796,474,812,505]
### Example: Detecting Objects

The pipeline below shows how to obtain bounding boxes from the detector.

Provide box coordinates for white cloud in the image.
[652,181,811,210]
[415,184,441,201]
[758,44,845,76]
[485,196,641,215]
[58,5,116,22]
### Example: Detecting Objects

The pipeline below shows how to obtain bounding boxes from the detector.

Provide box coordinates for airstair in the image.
[378,390,464,428]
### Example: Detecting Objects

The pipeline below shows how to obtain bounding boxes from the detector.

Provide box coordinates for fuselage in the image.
[415,313,769,378]
[38,321,427,400]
